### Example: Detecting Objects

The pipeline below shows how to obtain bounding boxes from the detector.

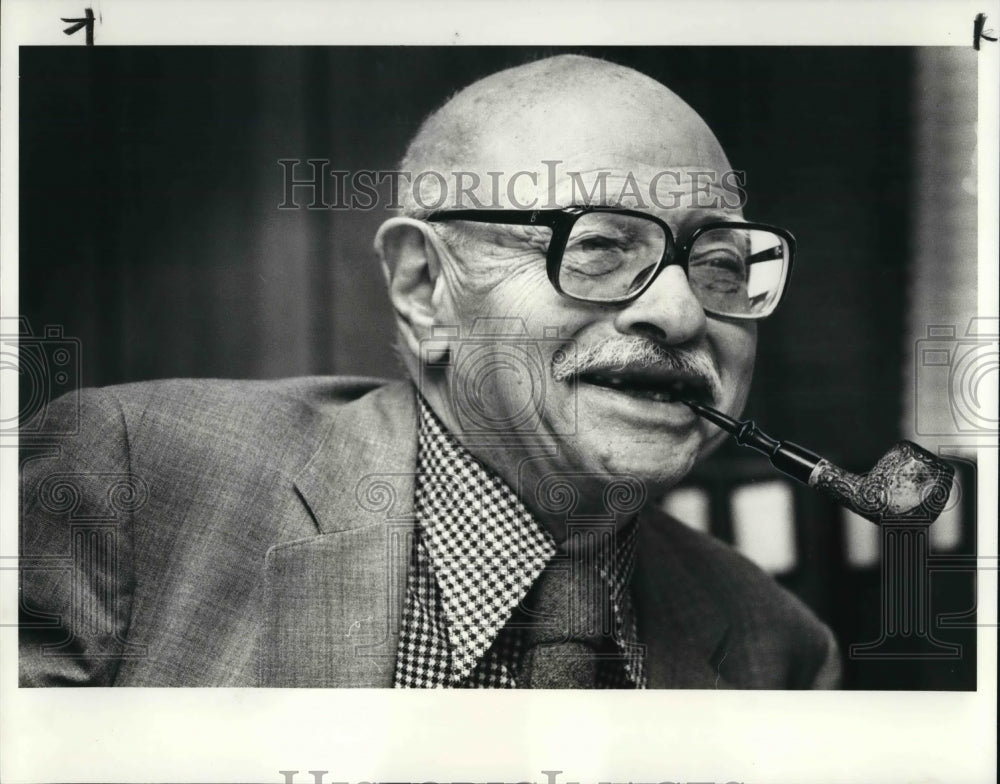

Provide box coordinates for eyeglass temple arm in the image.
[746,245,785,265]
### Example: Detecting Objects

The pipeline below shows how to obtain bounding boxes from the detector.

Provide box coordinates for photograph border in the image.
[1,2,997,783]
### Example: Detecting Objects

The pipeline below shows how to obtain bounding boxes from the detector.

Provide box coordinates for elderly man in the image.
[19,55,839,688]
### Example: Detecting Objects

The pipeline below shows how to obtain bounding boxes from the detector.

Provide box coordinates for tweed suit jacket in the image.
[19,376,840,688]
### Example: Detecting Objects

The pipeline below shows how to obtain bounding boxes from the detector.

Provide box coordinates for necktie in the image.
[518,548,614,688]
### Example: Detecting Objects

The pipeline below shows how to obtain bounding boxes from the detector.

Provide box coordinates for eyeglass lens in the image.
[556,212,788,317]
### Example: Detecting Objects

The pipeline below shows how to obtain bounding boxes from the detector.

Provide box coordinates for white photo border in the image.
[1,2,996,783]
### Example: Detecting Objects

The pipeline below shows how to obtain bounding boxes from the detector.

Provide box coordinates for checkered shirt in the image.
[392,397,646,689]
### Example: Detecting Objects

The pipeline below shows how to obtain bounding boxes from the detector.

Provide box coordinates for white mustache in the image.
[552,336,722,400]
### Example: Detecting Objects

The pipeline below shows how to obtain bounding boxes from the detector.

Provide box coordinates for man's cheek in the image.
[463,248,546,293]
[737,333,757,404]
[715,325,757,401]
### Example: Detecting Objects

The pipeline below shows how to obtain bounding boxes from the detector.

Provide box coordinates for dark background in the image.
[17,46,977,689]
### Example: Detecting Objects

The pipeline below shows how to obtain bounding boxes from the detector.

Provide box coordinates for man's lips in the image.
[572,369,714,405]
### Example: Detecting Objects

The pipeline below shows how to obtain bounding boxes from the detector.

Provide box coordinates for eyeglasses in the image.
[427,206,795,320]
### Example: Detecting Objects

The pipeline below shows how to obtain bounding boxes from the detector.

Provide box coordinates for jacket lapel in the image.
[262,381,419,687]
[635,508,734,689]
[263,379,733,689]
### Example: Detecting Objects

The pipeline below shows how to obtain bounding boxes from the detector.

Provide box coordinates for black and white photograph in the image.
[1,2,997,783]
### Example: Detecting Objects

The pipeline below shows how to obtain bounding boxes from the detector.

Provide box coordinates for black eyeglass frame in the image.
[427,206,796,320]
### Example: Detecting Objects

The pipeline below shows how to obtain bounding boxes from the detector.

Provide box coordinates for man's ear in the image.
[374,217,451,364]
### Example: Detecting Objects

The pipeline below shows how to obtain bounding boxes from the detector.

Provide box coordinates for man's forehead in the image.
[403,56,739,218]
[406,56,727,174]
[467,90,728,172]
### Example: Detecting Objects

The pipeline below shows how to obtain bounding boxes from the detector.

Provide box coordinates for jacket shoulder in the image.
[88,375,390,465]
[106,375,393,431]
[20,376,414,685]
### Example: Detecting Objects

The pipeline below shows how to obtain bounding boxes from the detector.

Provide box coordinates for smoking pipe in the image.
[685,401,955,524]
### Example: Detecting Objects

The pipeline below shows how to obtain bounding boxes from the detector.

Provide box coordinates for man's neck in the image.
[417,387,648,544]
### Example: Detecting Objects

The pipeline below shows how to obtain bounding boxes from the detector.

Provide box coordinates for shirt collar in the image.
[415,396,555,681]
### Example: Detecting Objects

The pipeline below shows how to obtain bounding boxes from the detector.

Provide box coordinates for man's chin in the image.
[560,428,704,493]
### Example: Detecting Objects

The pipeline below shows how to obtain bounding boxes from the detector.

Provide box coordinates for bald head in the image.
[399,55,734,215]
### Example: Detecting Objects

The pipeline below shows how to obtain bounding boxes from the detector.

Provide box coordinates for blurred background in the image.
[16,46,983,689]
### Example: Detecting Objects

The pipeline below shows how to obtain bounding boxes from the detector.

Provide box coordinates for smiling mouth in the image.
[574,371,713,405]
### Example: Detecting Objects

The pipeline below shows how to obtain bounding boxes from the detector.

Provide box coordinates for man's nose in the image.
[612,265,707,345]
